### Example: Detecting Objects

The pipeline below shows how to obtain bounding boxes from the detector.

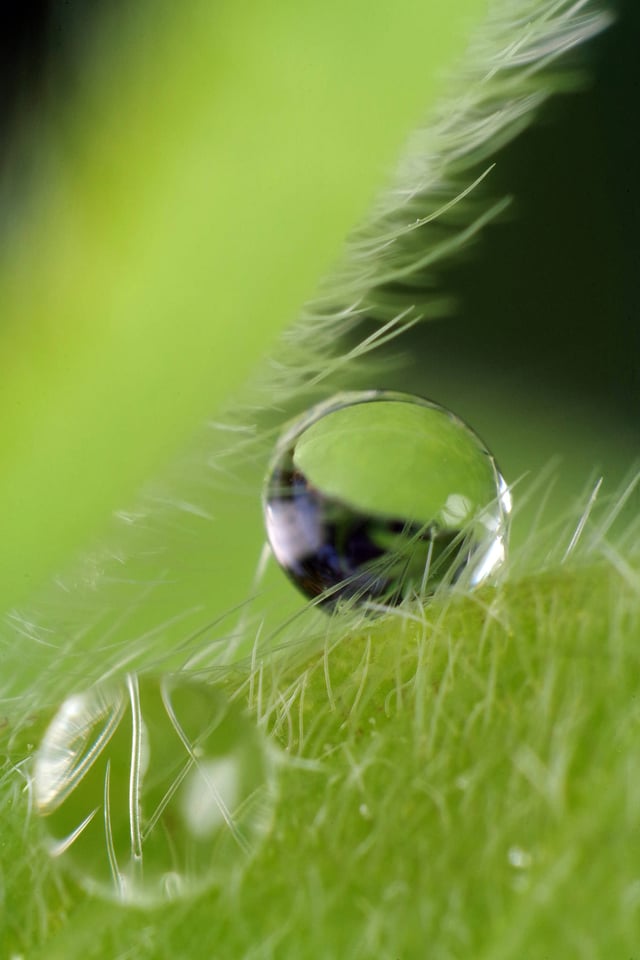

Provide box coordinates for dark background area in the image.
[371,0,639,502]
[411,0,640,432]
[0,1,110,127]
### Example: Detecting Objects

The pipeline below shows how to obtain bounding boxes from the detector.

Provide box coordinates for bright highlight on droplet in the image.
[263,390,511,607]
[33,674,276,906]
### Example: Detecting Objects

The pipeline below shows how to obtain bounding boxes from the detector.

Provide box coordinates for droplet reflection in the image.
[264,391,511,607]
[33,674,275,906]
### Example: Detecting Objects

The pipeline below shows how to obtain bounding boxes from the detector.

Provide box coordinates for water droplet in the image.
[263,391,510,607]
[33,674,276,906]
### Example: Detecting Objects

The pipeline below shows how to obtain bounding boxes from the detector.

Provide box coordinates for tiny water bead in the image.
[263,391,511,607]
[33,674,276,906]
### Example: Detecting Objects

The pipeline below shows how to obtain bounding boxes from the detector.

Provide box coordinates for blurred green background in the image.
[0,0,637,579]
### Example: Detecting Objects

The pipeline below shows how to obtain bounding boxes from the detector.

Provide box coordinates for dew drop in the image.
[33,674,276,906]
[263,391,511,607]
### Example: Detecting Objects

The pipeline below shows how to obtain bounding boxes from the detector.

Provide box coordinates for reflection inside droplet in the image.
[263,391,511,607]
[33,674,276,906]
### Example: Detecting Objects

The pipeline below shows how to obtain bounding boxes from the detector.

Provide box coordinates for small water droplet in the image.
[264,391,510,607]
[33,674,276,906]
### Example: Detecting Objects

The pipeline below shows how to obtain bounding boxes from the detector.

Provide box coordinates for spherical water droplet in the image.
[263,391,510,607]
[33,674,276,906]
